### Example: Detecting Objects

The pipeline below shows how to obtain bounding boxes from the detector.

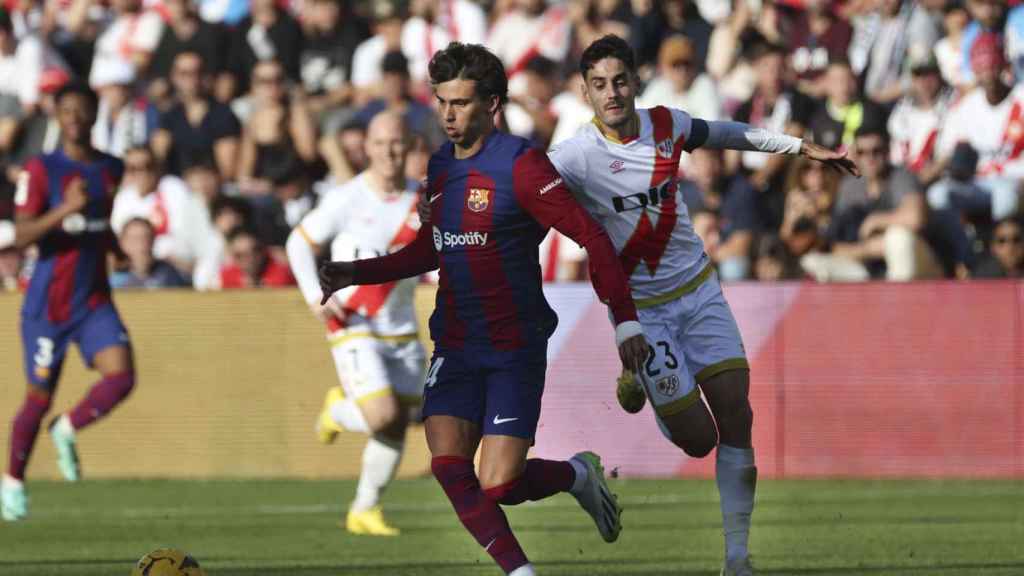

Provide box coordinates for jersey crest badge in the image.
[467,188,490,212]
[656,138,674,159]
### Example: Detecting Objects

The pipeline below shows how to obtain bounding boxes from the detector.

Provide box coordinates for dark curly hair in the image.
[428,42,508,106]
[579,34,636,78]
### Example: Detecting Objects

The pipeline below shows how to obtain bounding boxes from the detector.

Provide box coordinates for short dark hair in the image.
[381,51,410,76]
[54,80,99,114]
[854,123,889,144]
[750,41,788,63]
[428,42,508,105]
[226,224,260,245]
[263,153,306,186]
[579,34,636,78]
[211,196,251,221]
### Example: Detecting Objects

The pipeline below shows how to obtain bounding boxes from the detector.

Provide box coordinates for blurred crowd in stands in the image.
[0,0,1022,292]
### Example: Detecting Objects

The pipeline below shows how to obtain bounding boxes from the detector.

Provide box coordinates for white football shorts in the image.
[328,329,426,407]
[635,265,748,419]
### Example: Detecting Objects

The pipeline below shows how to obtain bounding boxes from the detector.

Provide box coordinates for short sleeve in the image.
[15,159,49,218]
[546,138,586,192]
[209,104,241,140]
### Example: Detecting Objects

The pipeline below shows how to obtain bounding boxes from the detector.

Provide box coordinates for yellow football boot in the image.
[345,506,400,536]
[316,387,346,444]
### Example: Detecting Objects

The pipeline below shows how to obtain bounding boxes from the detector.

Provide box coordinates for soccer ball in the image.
[130,548,206,576]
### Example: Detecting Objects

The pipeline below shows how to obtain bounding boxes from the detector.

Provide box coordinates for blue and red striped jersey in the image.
[354,131,637,353]
[15,150,123,324]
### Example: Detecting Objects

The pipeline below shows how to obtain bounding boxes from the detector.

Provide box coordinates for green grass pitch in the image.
[1,478,1022,575]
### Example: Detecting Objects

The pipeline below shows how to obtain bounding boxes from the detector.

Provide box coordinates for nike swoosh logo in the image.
[493,415,518,425]
[429,192,443,203]
[484,538,496,551]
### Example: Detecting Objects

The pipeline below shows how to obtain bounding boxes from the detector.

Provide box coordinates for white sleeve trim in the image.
[703,120,803,155]
[614,320,643,347]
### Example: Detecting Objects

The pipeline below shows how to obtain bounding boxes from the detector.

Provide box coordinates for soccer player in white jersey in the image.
[547,35,858,576]
[286,111,426,536]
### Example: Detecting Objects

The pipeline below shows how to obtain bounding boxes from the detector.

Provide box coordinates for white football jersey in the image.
[297,174,422,335]
[937,85,1024,179]
[548,106,707,301]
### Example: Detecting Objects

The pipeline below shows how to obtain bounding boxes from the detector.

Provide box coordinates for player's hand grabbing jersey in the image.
[295,174,422,336]
[352,131,637,352]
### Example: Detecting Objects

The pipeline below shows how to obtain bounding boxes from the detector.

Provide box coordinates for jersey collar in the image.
[591,113,640,145]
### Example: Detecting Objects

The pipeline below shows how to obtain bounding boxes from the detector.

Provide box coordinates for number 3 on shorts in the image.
[425,357,444,388]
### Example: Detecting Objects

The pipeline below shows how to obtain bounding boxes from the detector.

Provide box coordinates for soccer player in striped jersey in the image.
[547,35,858,576]
[3,82,136,521]
[319,43,649,576]
[286,112,426,536]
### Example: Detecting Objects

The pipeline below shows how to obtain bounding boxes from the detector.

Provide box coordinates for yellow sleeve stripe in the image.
[297,225,317,248]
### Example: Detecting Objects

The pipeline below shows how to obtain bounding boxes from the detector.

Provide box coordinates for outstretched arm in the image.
[318,223,438,305]
[686,118,860,177]
[513,149,648,374]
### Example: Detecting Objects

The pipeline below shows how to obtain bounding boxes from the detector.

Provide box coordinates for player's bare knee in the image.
[364,400,401,433]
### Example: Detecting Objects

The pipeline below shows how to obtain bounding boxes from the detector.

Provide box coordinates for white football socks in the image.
[351,435,403,513]
[508,563,536,576]
[716,444,757,563]
[329,397,370,434]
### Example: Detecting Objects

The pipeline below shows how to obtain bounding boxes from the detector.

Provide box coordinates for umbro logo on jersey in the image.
[538,177,562,195]
[609,160,625,174]
[656,138,674,159]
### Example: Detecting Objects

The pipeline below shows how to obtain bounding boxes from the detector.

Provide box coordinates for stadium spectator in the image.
[321,119,368,185]
[192,196,252,291]
[930,33,1023,222]
[90,60,147,158]
[935,0,971,90]
[233,59,318,191]
[298,0,369,133]
[225,0,304,99]
[729,42,811,228]
[488,0,572,78]
[353,51,445,149]
[403,0,488,88]
[638,35,723,124]
[350,0,406,105]
[566,0,633,58]
[152,51,241,179]
[83,0,163,91]
[111,218,190,289]
[249,153,315,249]
[0,241,20,290]
[631,0,713,75]
[218,225,295,289]
[753,233,804,280]
[974,216,1024,277]
[181,152,228,211]
[787,0,853,89]
[404,132,431,181]
[887,48,953,182]
[147,0,230,105]
[806,59,876,152]
[111,146,212,275]
[780,156,842,259]
[960,0,1010,84]
[548,71,593,147]
[681,148,758,280]
[504,55,561,148]
[860,0,941,104]
[801,126,942,281]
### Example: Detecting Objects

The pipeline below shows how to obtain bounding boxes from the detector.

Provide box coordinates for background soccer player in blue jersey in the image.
[319,43,649,576]
[2,82,136,522]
